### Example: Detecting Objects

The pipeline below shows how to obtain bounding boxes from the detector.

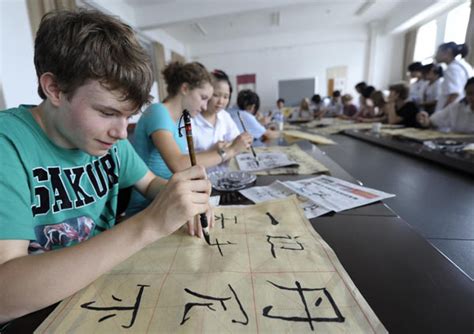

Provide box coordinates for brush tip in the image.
[203,231,211,245]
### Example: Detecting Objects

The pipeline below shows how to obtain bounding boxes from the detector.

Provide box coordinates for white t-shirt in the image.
[409,79,428,103]
[435,59,473,112]
[423,78,443,103]
[430,101,474,133]
[191,110,241,152]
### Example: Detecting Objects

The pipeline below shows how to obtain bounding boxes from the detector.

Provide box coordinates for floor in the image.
[321,134,474,280]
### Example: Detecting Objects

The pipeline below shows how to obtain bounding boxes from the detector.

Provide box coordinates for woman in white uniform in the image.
[434,42,473,112]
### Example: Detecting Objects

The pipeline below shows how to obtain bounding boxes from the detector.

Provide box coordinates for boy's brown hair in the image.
[34,9,153,110]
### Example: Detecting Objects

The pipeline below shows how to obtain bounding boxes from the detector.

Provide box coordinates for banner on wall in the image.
[236,73,256,92]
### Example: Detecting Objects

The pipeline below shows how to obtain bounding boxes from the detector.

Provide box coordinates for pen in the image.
[181,110,211,245]
[237,110,259,166]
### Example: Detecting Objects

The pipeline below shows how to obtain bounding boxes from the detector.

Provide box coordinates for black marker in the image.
[181,110,210,245]
[237,110,259,166]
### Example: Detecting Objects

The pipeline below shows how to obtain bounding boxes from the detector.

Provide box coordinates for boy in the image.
[228,89,280,141]
[0,9,211,322]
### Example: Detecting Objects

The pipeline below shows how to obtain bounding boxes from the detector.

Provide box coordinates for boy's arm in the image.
[0,166,211,323]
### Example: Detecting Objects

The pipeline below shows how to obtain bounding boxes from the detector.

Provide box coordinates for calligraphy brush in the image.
[181,110,211,245]
[236,110,259,166]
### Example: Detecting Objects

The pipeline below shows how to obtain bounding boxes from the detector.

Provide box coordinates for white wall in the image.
[143,29,188,62]
[0,0,186,110]
[191,26,369,111]
[80,0,187,61]
[369,21,405,90]
[1,0,41,109]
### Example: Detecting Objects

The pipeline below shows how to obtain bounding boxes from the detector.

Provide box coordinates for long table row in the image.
[4,140,474,333]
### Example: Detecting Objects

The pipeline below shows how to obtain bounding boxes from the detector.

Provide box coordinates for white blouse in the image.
[191,110,241,152]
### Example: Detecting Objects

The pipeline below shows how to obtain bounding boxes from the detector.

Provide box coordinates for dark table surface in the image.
[344,129,474,176]
[4,140,474,334]
[322,132,474,280]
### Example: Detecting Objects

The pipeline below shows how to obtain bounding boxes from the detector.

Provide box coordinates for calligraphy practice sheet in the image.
[283,130,336,145]
[380,127,474,141]
[235,152,298,172]
[36,197,386,333]
[284,175,395,212]
[240,181,331,219]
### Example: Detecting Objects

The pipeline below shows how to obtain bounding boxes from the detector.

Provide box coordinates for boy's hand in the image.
[140,166,211,239]
[186,206,215,238]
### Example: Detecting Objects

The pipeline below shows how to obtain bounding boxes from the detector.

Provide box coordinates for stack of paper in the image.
[240,176,395,218]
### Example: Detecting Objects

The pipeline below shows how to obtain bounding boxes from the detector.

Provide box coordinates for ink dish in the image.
[208,171,256,191]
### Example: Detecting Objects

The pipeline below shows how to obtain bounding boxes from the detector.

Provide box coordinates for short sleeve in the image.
[116,139,149,189]
[444,64,466,95]
[430,103,456,129]
[242,112,266,139]
[0,135,35,240]
[142,104,174,137]
[222,111,241,141]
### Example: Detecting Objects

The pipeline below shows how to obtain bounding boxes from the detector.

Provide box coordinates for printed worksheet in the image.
[284,175,395,212]
[240,181,331,219]
[235,152,298,172]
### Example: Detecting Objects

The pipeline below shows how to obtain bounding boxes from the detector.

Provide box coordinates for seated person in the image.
[127,62,251,215]
[352,85,376,119]
[386,83,421,127]
[0,9,211,322]
[355,81,368,109]
[338,94,358,119]
[311,94,325,118]
[267,98,286,130]
[419,63,443,115]
[290,97,313,120]
[228,89,280,141]
[417,77,474,133]
[270,98,285,116]
[356,91,388,123]
[407,61,428,104]
[192,69,253,171]
[320,90,343,117]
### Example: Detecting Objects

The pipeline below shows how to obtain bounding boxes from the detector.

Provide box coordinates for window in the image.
[444,1,471,43]
[414,20,437,64]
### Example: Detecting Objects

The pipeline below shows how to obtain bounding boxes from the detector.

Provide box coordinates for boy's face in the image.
[52,80,137,156]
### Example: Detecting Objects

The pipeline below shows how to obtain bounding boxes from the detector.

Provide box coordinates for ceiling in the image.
[122,0,406,43]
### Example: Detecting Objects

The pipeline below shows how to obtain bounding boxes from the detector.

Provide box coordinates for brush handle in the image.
[182,110,210,241]
[237,111,258,161]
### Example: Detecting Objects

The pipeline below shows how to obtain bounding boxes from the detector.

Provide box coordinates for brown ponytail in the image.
[162,61,212,97]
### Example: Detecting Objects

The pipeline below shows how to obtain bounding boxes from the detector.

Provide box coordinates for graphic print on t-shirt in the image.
[28,216,95,253]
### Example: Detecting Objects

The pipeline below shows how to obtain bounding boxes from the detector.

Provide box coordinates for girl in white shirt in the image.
[192,69,252,167]
[435,42,473,112]
[420,63,443,114]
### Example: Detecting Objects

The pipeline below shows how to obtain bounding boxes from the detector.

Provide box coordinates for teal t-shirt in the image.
[0,105,148,253]
[127,103,187,215]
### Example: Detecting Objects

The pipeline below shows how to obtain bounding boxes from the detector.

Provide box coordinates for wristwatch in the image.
[217,147,228,162]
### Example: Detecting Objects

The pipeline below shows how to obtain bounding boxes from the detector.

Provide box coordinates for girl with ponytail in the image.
[434,42,473,112]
